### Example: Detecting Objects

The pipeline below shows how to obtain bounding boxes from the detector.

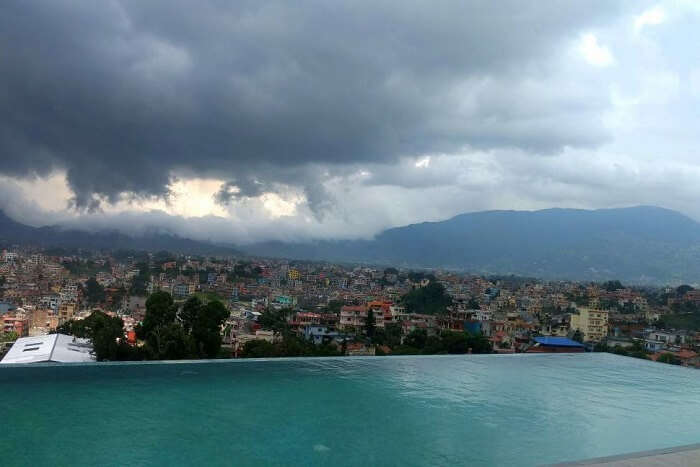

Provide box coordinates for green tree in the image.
[59,311,136,361]
[180,296,202,333]
[593,342,609,352]
[258,308,293,335]
[657,352,681,365]
[129,262,151,296]
[404,329,428,349]
[372,323,402,347]
[137,291,229,359]
[84,277,105,306]
[0,331,18,343]
[365,309,376,339]
[191,300,229,358]
[109,286,127,312]
[325,300,343,313]
[138,291,176,340]
[240,339,278,358]
[401,281,452,315]
[439,331,492,354]
[465,332,492,354]
[149,322,194,360]
[238,335,334,358]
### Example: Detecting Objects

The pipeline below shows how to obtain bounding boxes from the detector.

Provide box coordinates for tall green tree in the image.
[365,309,376,339]
[84,277,105,306]
[180,296,202,333]
[149,322,193,360]
[191,300,229,358]
[129,262,151,296]
[139,291,176,339]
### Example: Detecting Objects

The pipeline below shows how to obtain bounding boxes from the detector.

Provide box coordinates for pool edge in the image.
[547,442,700,466]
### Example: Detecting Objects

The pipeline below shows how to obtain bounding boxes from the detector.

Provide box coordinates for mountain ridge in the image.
[0,210,239,256]
[243,206,700,283]
[2,206,700,283]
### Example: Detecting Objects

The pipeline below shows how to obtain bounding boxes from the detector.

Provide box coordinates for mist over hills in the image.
[2,206,700,283]
[0,210,238,256]
[243,206,700,284]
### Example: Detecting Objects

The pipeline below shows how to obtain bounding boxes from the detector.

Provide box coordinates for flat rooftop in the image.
[1,333,94,364]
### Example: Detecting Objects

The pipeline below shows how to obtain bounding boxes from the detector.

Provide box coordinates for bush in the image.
[657,352,681,365]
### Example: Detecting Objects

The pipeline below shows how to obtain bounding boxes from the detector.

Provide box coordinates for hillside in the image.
[244,206,700,283]
[3,206,700,283]
[0,211,238,256]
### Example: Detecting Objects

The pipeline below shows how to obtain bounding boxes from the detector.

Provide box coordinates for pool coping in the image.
[0,351,619,368]
[548,442,700,466]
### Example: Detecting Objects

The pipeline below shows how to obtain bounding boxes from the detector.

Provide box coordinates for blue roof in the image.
[533,336,584,348]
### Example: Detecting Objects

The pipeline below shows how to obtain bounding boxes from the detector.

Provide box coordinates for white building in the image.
[1,334,95,364]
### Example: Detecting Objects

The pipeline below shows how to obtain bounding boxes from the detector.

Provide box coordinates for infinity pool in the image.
[1,353,699,466]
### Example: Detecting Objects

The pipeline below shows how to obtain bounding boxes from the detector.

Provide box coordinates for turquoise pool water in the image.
[1,353,699,466]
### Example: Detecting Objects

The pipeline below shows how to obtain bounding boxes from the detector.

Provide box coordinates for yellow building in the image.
[288,268,301,281]
[58,303,77,324]
[570,308,608,342]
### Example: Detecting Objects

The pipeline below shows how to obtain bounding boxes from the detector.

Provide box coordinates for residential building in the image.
[570,308,608,342]
[339,305,367,332]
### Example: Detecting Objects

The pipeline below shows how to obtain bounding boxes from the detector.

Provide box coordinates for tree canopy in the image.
[240,335,341,358]
[401,281,452,315]
[58,311,138,361]
[365,308,376,338]
[136,292,230,360]
[258,307,294,335]
[393,329,492,355]
[84,277,105,306]
[657,352,681,365]
[129,262,151,296]
[0,330,18,343]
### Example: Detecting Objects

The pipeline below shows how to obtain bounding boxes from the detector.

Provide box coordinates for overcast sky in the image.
[1,1,699,244]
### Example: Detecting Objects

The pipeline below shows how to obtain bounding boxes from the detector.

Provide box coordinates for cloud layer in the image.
[2,1,700,243]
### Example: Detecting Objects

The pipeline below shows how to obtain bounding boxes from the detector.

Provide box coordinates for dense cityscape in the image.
[2,246,699,367]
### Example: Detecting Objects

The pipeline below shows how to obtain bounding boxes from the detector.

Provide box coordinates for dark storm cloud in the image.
[214,178,268,205]
[0,0,622,207]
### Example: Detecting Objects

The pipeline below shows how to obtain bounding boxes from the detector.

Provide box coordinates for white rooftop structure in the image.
[0,334,95,364]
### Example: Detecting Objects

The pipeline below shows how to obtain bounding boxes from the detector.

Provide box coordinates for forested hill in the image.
[244,206,700,284]
[0,210,238,256]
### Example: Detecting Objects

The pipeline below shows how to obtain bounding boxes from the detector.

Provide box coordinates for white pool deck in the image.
[551,443,700,466]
